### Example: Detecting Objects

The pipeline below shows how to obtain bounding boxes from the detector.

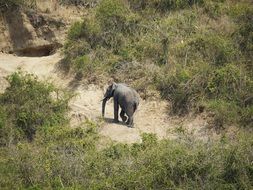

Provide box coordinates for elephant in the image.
[102,82,139,127]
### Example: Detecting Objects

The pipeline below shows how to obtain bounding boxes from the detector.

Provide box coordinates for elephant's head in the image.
[102,82,117,117]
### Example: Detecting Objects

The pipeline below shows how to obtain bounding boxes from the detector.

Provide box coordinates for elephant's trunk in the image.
[102,98,108,117]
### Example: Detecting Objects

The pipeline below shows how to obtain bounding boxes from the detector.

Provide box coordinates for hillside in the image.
[0,49,215,143]
[0,0,252,189]
[62,0,253,128]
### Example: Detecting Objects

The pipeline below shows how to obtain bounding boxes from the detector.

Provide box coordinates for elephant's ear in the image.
[104,82,117,99]
[109,82,117,97]
[112,82,117,90]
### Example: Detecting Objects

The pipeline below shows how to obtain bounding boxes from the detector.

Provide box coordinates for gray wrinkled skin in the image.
[102,83,139,127]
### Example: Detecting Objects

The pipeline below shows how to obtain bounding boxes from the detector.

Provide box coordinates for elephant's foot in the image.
[127,123,134,128]
[114,119,119,123]
[121,115,127,123]
[126,119,134,128]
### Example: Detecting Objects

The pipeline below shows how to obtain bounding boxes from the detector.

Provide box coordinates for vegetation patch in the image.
[0,71,71,144]
[0,0,36,11]
[59,0,98,7]
[61,0,253,128]
[0,127,252,189]
[0,1,252,189]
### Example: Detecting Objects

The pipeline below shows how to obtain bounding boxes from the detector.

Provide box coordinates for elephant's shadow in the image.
[103,117,127,127]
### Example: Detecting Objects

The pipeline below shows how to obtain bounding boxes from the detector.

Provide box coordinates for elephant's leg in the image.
[126,107,134,127]
[113,99,119,123]
[120,109,127,122]
[126,115,134,127]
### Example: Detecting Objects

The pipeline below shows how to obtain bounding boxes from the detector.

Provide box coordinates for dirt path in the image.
[0,53,215,143]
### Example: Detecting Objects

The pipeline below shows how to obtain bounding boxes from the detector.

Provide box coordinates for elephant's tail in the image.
[133,101,138,112]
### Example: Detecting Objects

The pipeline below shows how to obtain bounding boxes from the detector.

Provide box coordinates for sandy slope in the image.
[0,53,215,143]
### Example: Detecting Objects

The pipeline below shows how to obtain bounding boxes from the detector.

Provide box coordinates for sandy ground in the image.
[0,53,216,143]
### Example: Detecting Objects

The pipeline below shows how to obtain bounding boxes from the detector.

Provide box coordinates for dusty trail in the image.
[0,53,213,143]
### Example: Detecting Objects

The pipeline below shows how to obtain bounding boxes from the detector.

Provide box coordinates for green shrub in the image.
[175,33,237,66]
[96,0,129,32]
[203,0,225,18]
[72,55,95,79]
[81,18,102,48]
[0,107,5,130]
[68,18,102,47]
[205,100,240,128]
[229,3,253,72]
[59,0,98,7]
[0,107,12,146]
[155,62,253,127]
[155,62,211,114]
[240,105,253,127]
[104,143,130,159]
[67,21,85,40]
[1,130,252,189]
[64,39,91,57]
[37,120,99,149]
[153,0,204,12]
[67,19,102,48]
[95,0,140,51]
[134,32,165,64]
[129,0,204,12]
[141,133,158,148]
[63,20,98,75]
[156,70,193,114]
[207,64,244,98]
[0,71,71,143]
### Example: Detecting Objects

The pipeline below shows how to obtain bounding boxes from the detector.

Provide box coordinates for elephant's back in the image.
[115,85,139,105]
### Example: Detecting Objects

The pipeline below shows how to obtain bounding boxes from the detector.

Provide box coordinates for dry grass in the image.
[36,0,86,23]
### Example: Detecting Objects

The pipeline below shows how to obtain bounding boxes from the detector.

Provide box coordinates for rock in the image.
[0,8,65,56]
